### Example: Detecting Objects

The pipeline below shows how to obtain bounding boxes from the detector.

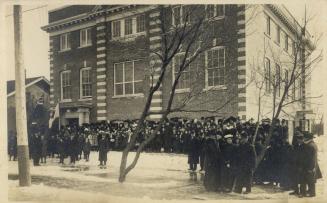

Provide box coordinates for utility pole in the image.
[14,5,31,187]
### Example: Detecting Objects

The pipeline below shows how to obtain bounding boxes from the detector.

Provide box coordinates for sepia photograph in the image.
[0,0,326,202]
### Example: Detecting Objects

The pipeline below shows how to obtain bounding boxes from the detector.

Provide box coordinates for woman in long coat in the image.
[203,132,222,192]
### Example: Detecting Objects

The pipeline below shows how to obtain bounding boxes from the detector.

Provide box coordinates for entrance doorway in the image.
[67,118,79,126]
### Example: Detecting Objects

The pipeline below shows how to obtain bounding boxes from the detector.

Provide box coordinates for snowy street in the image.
[8,136,326,202]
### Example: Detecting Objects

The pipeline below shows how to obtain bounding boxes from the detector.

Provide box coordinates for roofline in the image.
[41,5,156,32]
[48,5,74,13]
[7,76,50,98]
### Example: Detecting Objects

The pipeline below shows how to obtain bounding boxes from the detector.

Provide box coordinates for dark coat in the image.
[98,138,109,162]
[83,141,91,154]
[203,137,222,191]
[41,139,47,157]
[234,142,256,172]
[301,140,322,183]
[188,136,200,164]
[57,140,65,155]
[32,136,42,158]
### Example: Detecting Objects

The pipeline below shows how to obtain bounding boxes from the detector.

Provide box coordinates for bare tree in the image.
[118,5,258,182]
[249,7,323,167]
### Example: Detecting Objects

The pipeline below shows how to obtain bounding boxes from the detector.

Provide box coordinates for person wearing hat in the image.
[98,133,109,167]
[298,132,322,197]
[234,131,256,194]
[187,131,200,171]
[203,130,223,192]
[221,134,236,193]
[289,131,305,196]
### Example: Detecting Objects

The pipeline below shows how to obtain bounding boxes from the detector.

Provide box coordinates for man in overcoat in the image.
[234,131,256,194]
[299,132,322,197]
[188,131,200,171]
[98,133,109,166]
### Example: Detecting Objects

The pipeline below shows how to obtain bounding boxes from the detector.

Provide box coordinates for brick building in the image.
[41,5,314,135]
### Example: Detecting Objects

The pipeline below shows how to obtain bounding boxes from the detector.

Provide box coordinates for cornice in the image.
[265,4,314,51]
[41,5,150,33]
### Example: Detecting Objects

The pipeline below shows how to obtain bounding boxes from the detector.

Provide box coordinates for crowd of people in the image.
[7,116,322,197]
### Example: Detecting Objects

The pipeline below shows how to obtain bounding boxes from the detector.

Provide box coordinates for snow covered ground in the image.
[8,135,326,202]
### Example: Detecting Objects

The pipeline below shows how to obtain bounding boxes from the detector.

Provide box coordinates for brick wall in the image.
[51,26,97,122]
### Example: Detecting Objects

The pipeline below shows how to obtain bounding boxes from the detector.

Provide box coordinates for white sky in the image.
[3,2,326,113]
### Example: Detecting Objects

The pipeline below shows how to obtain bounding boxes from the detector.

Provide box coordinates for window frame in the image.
[172,5,190,27]
[284,69,289,99]
[80,28,92,47]
[60,33,71,51]
[112,20,121,38]
[172,52,192,92]
[205,46,226,89]
[205,5,225,20]
[80,67,92,99]
[113,60,144,97]
[284,32,289,51]
[124,17,133,36]
[112,14,146,39]
[136,14,146,33]
[275,63,281,97]
[264,57,271,93]
[60,70,72,101]
[276,25,280,44]
[265,15,271,36]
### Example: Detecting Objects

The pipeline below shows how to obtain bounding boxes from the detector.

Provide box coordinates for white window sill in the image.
[175,88,190,93]
[59,48,71,53]
[112,93,144,99]
[78,97,92,101]
[60,99,72,103]
[111,32,146,42]
[203,85,227,91]
[78,44,92,49]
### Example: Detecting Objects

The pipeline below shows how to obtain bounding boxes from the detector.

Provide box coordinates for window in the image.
[80,68,92,98]
[112,14,146,38]
[292,80,296,100]
[80,28,92,47]
[298,78,302,100]
[61,71,71,100]
[173,54,191,90]
[206,5,225,19]
[275,64,281,96]
[172,5,190,26]
[265,15,270,35]
[112,20,121,38]
[284,32,288,51]
[60,33,70,51]
[292,40,296,56]
[114,60,144,96]
[206,5,215,19]
[136,14,146,33]
[216,5,225,17]
[276,26,280,44]
[264,58,271,92]
[300,119,310,131]
[125,18,133,35]
[206,47,225,87]
[284,70,289,98]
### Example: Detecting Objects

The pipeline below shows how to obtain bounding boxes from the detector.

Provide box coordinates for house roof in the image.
[7,76,50,96]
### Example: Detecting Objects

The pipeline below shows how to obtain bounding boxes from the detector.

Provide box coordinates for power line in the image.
[5,5,47,18]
